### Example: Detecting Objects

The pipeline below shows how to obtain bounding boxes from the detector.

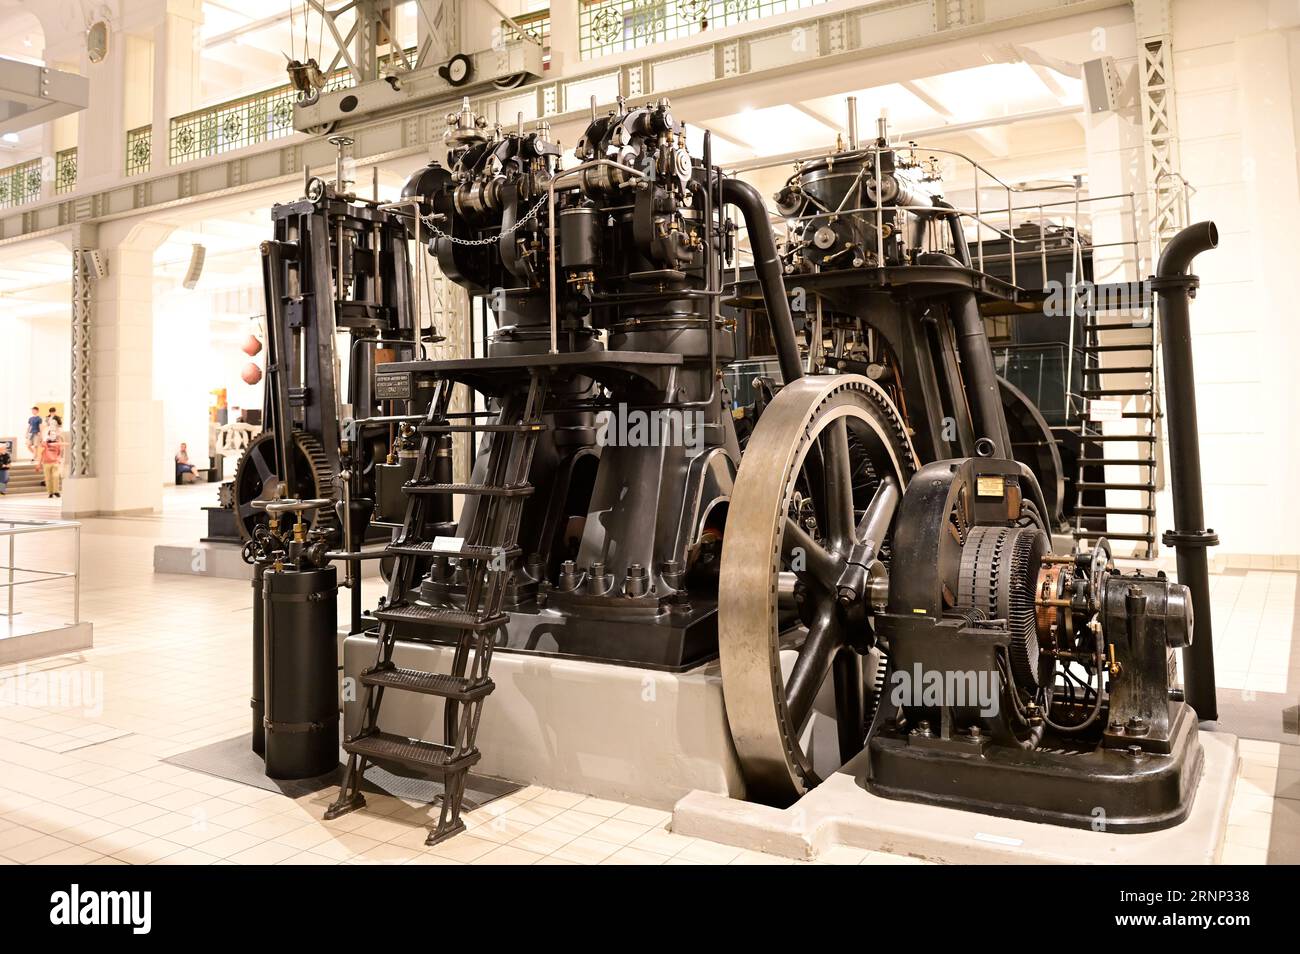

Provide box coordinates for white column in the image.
[547,0,581,76]
[150,0,204,174]
[62,219,174,517]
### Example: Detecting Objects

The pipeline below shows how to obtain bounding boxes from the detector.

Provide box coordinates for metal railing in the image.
[0,158,41,209]
[167,48,413,165]
[503,8,551,54]
[1,519,82,630]
[579,0,830,59]
[126,124,152,176]
[54,147,78,194]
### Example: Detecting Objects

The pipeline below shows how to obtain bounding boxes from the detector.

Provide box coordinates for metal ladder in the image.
[326,371,548,845]
[1072,293,1159,558]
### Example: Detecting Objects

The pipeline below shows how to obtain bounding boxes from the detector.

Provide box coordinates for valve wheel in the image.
[719,375,916,806]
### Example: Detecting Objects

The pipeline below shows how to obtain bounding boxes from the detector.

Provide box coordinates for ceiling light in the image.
[2,133,18,144]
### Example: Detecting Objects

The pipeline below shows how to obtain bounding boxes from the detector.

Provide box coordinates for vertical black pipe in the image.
[719,178,803,385]
[1154,221,1220,721]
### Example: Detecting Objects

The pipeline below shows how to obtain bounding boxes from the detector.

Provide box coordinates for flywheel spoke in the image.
[821,417,857,551]
[782,518,840,589]
[854,475,901,550]
[785,610,840,730]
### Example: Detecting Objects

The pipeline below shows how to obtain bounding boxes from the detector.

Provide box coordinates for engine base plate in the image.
[864,700,1204,833]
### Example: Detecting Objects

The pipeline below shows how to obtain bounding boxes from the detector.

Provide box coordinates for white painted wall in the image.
[1166,0,1300,556]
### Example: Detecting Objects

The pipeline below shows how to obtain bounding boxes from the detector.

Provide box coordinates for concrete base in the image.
[672,731,1239,864]
[154,542,256,580]
[342,633,743,809]
[154,543,381,581]
[0,621,93,665]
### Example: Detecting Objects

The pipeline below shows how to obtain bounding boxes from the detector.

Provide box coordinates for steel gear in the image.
[232,430,336,542]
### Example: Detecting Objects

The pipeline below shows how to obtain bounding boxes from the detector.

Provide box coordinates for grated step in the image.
[1076,482,1156,492]
[1075,506,1156,516]
[405,482,533,497]
[1084,321,1153,331]
[1082,366,1152,375]
[1072,530,1156,543]
[1084,344,1153,352]
[1083,388,1151,397]
[1078,458,1156,466]
[342,730,479,774]
[1080,434,1156,443]
[361,666,493,701]
[376,603,508,632]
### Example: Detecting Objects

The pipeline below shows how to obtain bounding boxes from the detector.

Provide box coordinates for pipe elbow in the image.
[1157,221,1218,277]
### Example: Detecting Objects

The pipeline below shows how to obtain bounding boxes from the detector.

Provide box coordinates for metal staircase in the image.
[1072,290,1160,558]
[326,371,548,845]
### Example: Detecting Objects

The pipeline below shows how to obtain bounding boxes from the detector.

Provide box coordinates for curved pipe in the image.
[1157,220,1218,277]
[1154,220,1219,719]
[720,177,804,384]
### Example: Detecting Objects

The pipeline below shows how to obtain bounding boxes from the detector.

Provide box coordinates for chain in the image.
[421,192,550,246]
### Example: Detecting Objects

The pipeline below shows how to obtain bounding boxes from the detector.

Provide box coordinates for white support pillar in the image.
[547,0,580,76]
[149,1,204,175]
[62,220,174,517]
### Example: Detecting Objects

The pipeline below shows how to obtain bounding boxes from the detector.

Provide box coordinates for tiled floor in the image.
[0,486,1295,864]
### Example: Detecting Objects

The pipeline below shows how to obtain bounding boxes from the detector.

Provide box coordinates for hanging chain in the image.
[421,192,550,246]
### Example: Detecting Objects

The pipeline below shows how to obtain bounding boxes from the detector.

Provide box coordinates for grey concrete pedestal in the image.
[672,731,1240,864]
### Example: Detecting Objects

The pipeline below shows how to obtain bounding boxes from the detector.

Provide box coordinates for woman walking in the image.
[40,432,63,498]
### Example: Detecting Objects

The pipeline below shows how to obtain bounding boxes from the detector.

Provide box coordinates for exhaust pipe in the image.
[1153,221,1219,721]
[720,177,803,384]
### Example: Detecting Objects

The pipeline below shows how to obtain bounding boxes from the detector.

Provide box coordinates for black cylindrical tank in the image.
[250,561,267,756]
[262,564,339,779]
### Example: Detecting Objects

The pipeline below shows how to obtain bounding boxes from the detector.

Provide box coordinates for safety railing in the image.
[168,48,415,166]
[54,147,78,194]
[126,124,152,176]
[579,0,830,59]
[0,158,42,209]
[1,519,82,632]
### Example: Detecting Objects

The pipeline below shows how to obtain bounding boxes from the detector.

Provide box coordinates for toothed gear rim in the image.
[232,430,336,542]
[957,525,1050,691]
[719,375,916,807]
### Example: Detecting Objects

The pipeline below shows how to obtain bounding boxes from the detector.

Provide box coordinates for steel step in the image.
[1080,434,1156,442]
[386,540,522,561]
[1082,388,1152,397]
[1077,458,1155,466]
[342,730,479,774]
[1075,482,1156,492]
[1082,366,1152,375]
[1072,530,1156,543]
[1084,321,1153,331]
[1084,344,1153,353]
[361,666,494,702]
[375,603,509,632]
[1075,506,1156,516]
[405,482,533,497]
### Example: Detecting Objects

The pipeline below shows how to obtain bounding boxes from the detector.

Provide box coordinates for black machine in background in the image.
[247,95,1221,842]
